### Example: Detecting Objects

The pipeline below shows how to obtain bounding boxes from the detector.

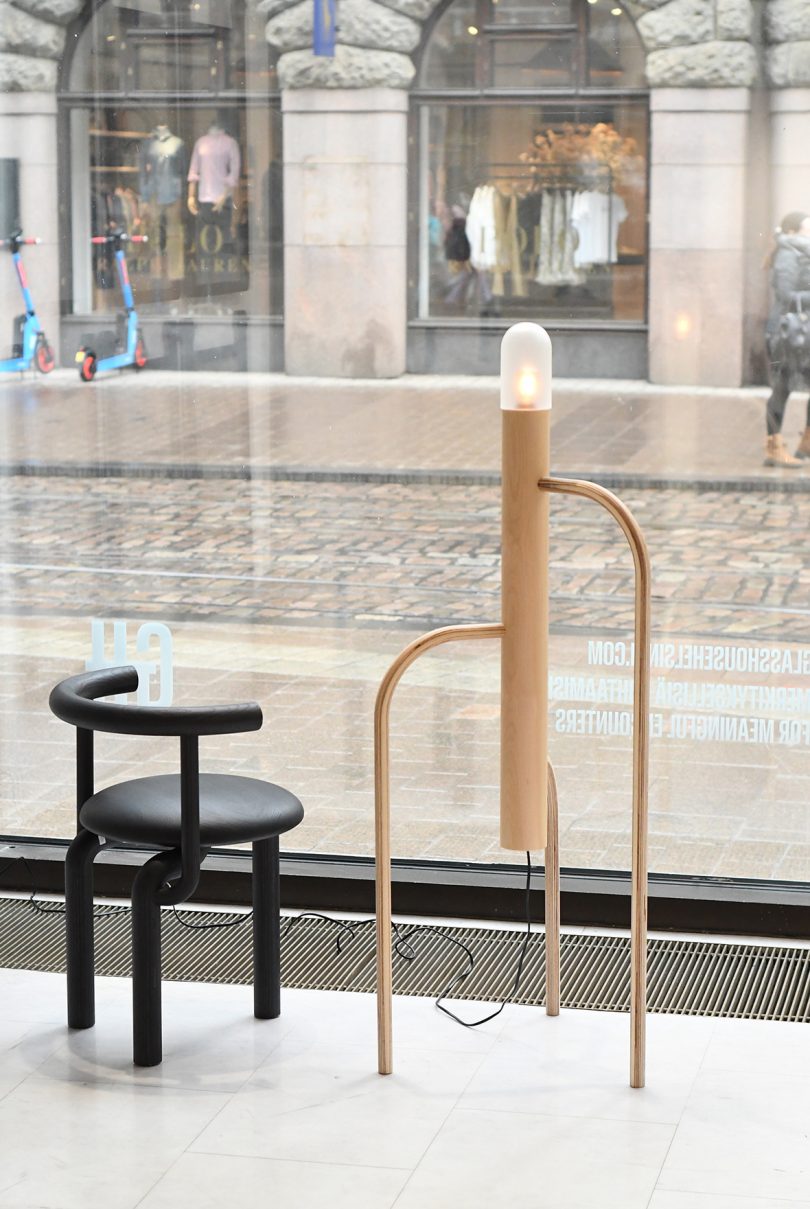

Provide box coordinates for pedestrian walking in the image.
[443,205,475,309]
[763,211,810,467]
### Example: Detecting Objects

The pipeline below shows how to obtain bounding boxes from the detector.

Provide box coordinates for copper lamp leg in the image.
[374,623,505,1076]
[537,476,650,1090]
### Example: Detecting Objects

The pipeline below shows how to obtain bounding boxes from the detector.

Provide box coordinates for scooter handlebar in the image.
[0,236,41,247]
[90,233,149,244]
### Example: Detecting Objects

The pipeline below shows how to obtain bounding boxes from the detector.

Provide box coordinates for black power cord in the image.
[171,904,253,932]
[273,852,536,1030]
[436,850,533,1027]
[0,855,121,918]
[169,861,539,1029]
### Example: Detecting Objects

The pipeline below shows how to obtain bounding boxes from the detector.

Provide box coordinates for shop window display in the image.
[416,0,647,324]
[62,0,282,319]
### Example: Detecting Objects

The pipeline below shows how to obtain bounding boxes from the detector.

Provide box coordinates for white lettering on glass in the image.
[85,619,174,706]
[551,637,810,747]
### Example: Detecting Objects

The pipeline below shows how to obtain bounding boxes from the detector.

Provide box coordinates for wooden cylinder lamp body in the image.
[500,324,551,852]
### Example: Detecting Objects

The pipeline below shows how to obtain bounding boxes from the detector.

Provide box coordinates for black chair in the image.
[49,666,304,1067]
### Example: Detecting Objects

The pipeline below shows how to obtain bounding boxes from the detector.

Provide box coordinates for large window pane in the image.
[491,37,576,88]
[2,0,809,912]
[72,104,282,318]
[419,0,479,90]
[419,102,647,322]
[2,385,809,884]
[588,1,646,88]
[491,0,574,24]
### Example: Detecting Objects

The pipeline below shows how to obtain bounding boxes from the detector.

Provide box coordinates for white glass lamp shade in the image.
[500,322,552,411]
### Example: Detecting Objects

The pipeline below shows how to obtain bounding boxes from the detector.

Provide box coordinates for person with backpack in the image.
[764,211,810,467]
[443,205,474,309]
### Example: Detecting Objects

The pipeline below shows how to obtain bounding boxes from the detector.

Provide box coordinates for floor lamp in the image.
[374,323,651,1089]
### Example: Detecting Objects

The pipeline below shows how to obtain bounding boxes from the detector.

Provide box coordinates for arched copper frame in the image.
[374,476,651,1089]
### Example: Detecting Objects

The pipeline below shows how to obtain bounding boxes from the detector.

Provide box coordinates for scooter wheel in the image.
[79,353,97,382]
[134,335,147,370]
[35,338,55,374]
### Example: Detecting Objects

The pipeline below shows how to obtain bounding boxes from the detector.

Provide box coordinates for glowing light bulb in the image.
[611,6,622,13]
[517,368,540,407]
[467,24,479,34]
[500,324,552,411]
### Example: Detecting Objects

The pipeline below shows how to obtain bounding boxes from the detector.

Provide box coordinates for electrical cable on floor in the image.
[168,864,538,1028]
[0,855,121,918]
[396,851,534,1029]
[171,904,253,931]
[4,850,538,1026]
[275,852,535,1029]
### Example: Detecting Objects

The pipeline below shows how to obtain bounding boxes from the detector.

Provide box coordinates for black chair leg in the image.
[131,849,182,1067]
[65,828,102,1030]
[252,836,280,1019]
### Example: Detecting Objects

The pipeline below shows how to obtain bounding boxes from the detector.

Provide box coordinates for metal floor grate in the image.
[2,897,809,1022]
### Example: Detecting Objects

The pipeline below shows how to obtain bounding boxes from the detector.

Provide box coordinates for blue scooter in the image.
[76,228,148,381]
[0,230,55,375]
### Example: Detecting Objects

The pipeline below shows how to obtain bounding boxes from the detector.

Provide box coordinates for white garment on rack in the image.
[571,191,628,266]
[492,191,524,298]
[466,185,498,272]
[535,192,552,284]
[534,189,583,286]
[560,190,583,285]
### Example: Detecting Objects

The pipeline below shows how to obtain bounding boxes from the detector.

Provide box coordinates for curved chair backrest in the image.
[49,667,263,737]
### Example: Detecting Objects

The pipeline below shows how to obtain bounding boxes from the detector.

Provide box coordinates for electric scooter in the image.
[76,228,148,381]
[0,230,55,375]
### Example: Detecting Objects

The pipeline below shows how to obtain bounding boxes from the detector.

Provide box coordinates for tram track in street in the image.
[0,472,808,641]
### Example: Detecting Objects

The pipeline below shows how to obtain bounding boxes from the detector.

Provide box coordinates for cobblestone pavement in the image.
[1,475,808,641]
[1,374,809,884]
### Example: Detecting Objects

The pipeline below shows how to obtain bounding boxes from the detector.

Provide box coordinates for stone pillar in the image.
[282,88,408,377]
[769,91,810,224]
[648,88,751,387]
[0,91,59,362]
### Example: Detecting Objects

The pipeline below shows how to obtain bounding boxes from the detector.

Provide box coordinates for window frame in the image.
[5,837,810,940]
[415,0,646,96]
[408,0,650,333]
[56,0,281,323]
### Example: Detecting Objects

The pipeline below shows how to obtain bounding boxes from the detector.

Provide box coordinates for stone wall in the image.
[0,0,772,91]
[766,0,810,87]
[260,0,444,88]
[263,0,760,89]
[630,0,757,87]
[0,0,81,91]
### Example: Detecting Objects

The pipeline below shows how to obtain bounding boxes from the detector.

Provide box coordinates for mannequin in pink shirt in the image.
[187,122,241,216]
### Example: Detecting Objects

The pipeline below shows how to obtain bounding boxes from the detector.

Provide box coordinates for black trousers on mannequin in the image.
[766,362,810,436]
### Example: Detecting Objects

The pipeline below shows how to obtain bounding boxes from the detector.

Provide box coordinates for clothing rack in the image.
[476,160,613,193]
[464,162,621,289]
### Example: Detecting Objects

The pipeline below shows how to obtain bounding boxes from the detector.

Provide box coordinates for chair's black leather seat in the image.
[80,774,304,848]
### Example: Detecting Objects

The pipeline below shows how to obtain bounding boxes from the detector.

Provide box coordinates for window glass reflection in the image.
[491,0,574,23]
[420,104,647,322]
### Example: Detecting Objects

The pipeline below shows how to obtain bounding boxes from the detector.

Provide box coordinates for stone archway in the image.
[259,0,759,90]
[0,0,765,94]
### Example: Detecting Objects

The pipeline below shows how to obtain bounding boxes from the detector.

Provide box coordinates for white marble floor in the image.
[1,963,810,1209]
